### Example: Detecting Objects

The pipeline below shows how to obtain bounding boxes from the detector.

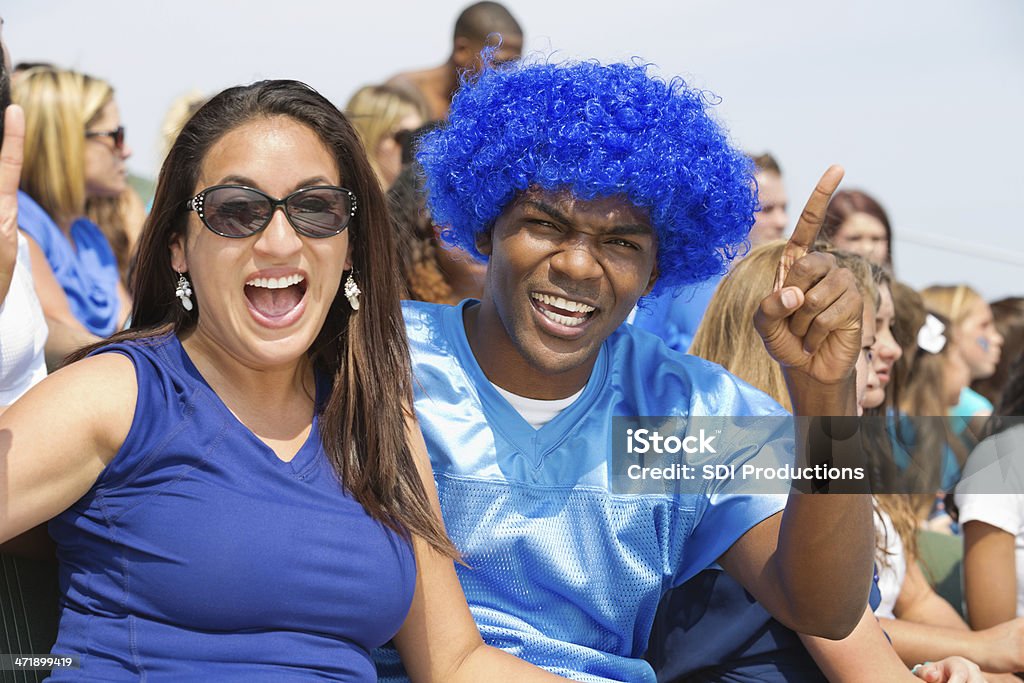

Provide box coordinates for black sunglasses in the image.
[185,185,358,239]
[85,125,125,150]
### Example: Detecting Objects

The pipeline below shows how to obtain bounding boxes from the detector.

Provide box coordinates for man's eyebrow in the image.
[606,223,654,236]
[518,199,572,225]
[519,200,652,236]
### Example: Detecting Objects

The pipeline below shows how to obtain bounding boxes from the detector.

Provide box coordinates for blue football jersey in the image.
[378,300,792,683]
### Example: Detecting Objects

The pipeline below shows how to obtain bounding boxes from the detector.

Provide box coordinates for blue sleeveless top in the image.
[48,334,416,681]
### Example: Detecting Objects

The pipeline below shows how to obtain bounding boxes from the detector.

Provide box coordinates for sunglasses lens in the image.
[202,187,272,237]
[285,188,353,237]
[114,127,125,149]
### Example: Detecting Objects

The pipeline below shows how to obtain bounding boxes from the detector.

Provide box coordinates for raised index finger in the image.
[0,105,25,202]
[773,164,845,291]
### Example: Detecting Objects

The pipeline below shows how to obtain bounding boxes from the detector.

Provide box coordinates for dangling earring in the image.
[175,272,194,311]
[344,272,361,311]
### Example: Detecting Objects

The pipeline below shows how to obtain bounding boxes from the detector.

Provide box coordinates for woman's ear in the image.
[169,233,187,273]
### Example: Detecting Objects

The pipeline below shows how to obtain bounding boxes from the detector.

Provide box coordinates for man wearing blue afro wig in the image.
[377,59,874,682]
[417,59,757,297]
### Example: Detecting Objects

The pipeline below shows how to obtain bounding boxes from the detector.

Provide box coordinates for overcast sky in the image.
[7,0,1023,300]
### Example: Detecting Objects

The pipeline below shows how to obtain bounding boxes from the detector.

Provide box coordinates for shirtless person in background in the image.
[386,1,523,121]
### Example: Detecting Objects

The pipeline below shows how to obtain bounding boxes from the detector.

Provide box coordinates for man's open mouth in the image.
[530,292,596,328]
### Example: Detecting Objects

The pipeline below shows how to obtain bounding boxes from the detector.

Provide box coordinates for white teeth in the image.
[245,274,305,289]
[531,293,596,313]
[541,310,587,327]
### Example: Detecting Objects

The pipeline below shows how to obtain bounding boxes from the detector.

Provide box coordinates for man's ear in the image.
[169,233,187,273]
[452,36,475,69]
[475,229,494,257]
[642,260,660,297]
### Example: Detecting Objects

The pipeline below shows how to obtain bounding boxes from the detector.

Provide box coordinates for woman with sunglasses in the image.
[12,66,131,343]
[0,80,565,682]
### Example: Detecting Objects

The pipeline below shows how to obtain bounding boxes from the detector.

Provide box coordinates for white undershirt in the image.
[492,383,586,430]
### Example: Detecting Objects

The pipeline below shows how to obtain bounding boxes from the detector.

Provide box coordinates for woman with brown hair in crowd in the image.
[822,189,894,270]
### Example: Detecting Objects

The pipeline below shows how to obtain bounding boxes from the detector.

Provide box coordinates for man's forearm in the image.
[781,370,874,639]
[775,494,874,638]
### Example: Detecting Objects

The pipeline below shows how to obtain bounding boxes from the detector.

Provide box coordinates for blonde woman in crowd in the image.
[13,66,131,339]
[344,84,427,190]
[922,284,1005,442]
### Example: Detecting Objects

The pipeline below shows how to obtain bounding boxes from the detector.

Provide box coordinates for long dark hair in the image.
[72,80,457,559]
[985,352,1024,436]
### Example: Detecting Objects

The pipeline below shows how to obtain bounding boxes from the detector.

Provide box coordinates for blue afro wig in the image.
[416,59,757,297]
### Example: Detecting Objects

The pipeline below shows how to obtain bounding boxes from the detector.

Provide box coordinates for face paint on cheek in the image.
[976,336,990,353]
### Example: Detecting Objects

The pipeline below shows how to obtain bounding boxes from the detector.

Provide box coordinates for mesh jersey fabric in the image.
[47,334,415,681]
[376,300,791,682]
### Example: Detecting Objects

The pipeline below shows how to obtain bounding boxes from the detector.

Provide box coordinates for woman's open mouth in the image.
[244,273,308,328]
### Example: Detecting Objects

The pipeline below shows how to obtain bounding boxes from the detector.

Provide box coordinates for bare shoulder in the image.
[3,351,138,456]
[0,351,138,541]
